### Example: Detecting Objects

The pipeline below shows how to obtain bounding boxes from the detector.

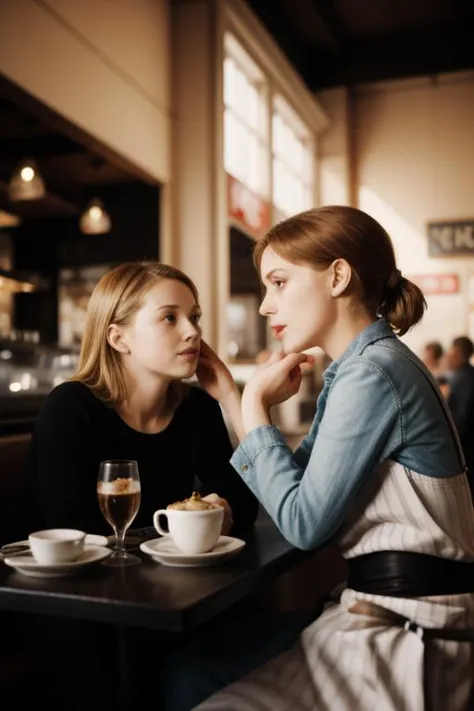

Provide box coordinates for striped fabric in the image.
[194,462,474,711]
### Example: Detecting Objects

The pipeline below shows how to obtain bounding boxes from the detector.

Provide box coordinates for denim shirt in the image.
[231,319,464,550]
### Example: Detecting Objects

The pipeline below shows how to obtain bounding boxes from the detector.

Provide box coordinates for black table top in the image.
[0,514,309,633]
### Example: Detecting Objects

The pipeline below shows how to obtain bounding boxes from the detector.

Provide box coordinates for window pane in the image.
[272,113,282,156]
[248,132,258,193]
[235,119,247,184]
[224,112,268,196]
[273,159,313,216]
[272,101,314,215]
[224,109,236,177]
[246,81,259,132]
[273,159,286,215]
[282,121,292,164]
[224,57,236,109]
[234,65,247,122]
[223,36,270,196]
[303,185,314,211]
[302,144,313,184]
[293,136,303,175]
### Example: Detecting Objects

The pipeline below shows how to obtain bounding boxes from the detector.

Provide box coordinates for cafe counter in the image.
[0,338,78,436]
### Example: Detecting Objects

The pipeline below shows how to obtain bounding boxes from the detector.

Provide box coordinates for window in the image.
[272,96,314,218]
[224,34,268,197]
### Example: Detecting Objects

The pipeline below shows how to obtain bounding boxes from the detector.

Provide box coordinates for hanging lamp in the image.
[79,198,112,235]
[7,158,46,201]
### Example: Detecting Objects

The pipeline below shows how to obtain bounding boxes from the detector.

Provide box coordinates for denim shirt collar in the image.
[323,318,395,384]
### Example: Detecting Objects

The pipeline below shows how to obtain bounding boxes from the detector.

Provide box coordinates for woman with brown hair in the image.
[191,205,474,711]
[22,261,258,537]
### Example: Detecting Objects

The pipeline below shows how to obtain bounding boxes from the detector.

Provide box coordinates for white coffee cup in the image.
[28,528,87,565]
[153,506,224,554]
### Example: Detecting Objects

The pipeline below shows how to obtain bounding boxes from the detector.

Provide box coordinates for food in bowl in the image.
[167,491,219,511]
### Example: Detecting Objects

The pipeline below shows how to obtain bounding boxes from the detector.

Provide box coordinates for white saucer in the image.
[3,545,112,578]
[140,535,246,568]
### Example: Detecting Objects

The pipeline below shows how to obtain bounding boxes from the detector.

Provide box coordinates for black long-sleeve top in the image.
[21,381,259,537]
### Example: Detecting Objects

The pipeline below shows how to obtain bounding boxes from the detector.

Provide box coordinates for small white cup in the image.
[153,506,224,554]
[28,529,87,565]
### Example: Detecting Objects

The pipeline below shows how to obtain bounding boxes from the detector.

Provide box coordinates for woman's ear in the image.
[330,259,352,298]
[107,324,129,354]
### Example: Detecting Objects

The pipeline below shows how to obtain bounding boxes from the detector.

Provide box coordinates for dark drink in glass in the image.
[97,460,141,566]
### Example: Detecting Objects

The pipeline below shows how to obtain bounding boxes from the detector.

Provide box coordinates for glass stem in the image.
[114,527,127,556]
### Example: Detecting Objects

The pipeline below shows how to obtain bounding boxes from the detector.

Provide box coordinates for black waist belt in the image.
[347,550,474,597]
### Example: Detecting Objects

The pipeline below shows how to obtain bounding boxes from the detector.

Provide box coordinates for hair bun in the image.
[387,268,402,291]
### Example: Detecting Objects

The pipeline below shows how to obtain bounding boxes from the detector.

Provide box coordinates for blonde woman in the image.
[23,261,258,537]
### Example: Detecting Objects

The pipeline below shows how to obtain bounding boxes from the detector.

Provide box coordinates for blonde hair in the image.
[72,261,199,403]
[254,205,426,336]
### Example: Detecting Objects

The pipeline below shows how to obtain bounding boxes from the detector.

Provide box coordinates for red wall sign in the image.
[408,273,460,295]
[227,174,270,239]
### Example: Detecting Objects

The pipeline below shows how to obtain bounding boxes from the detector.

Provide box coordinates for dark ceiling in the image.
[2,1,473,223]
[0,74,152,221]
[246,0,474,90]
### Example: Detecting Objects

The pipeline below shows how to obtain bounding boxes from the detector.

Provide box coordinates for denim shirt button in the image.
[241,464,249,472]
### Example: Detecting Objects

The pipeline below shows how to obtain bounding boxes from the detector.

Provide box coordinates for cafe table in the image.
[0,512,313,708]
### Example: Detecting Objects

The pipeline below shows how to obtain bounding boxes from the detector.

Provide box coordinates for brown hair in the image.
[424,340,444,361]
[72,261,199,403]
[452,336,474,362]
[254,205,426,336]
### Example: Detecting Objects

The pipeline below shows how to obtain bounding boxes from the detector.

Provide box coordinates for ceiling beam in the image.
[309,25,474,89]
[0,134,85,160]
[244,0,316,82]
[309,0,346,55]
[0,73,157,185]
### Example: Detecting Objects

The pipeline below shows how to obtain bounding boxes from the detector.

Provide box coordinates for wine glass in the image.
[97,459,141,566]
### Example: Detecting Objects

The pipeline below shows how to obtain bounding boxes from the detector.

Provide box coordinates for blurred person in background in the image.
[421,340,449,398]
[421,340,446,378]
[446,336,474,492]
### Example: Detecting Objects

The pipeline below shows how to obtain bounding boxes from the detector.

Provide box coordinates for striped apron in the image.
[194,462,474,711]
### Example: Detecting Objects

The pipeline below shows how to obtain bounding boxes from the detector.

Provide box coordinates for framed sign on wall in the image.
[427,220,474,256]
[408,274,460,295]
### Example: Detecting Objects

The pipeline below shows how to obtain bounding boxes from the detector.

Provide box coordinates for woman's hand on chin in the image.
[241,351,314,432]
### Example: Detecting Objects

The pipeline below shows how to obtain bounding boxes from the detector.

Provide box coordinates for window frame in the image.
[224,33,269,198]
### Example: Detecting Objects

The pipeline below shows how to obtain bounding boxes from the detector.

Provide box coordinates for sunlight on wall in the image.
[319,157,349,205]
[359,184,426,267]
[359,184,466,353]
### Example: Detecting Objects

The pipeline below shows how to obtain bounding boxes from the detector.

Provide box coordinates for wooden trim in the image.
[225,0,329,133]
[0,73,159,186]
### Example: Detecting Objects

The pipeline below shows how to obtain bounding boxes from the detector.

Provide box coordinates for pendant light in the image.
[79,198,112,235]
[7,158,46,201]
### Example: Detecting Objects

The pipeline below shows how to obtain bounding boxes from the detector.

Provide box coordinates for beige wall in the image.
[317,87,351,206]
[318,71,474,355]
[0,0,171,183]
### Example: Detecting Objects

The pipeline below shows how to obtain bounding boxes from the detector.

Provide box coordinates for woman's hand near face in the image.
[196,340,236,402]
[245,350,313,406]
[197,341,245,441]
[242,351,313,433]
